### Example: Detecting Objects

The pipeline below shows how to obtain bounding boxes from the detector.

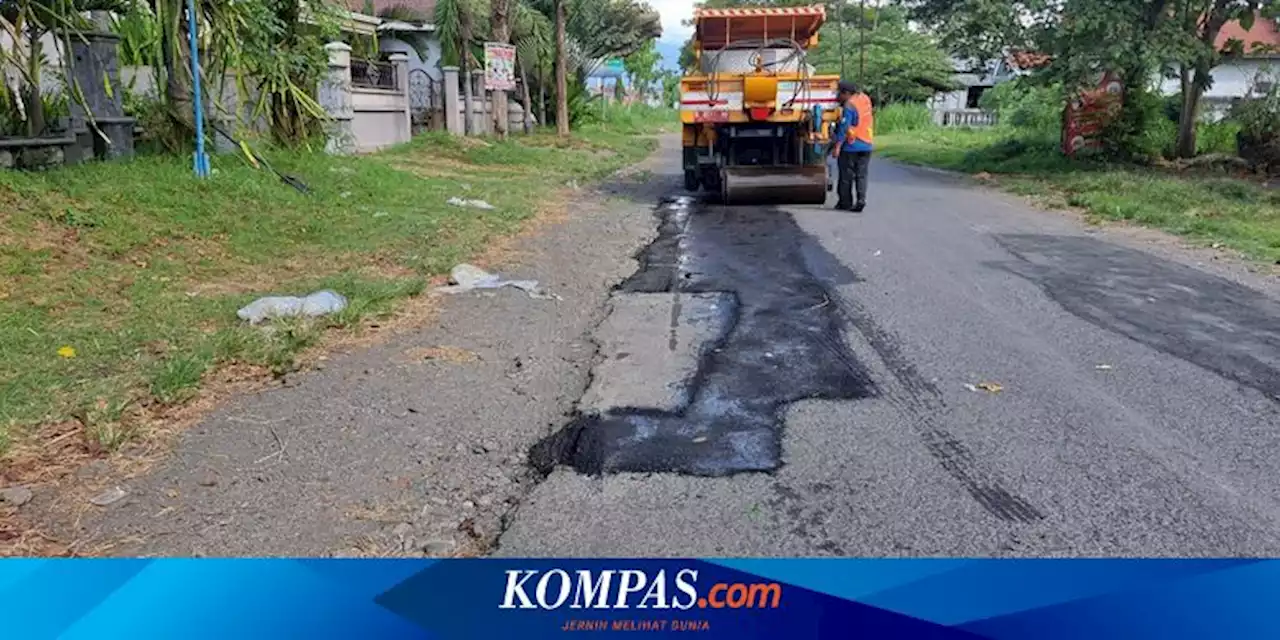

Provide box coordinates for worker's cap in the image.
[837,81,859,94]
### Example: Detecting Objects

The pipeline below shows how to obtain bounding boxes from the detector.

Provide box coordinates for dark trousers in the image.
[836,151,871,209]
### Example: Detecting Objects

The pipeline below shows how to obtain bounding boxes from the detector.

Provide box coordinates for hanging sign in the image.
[1062,71,1124,156]
[484,42,517,91]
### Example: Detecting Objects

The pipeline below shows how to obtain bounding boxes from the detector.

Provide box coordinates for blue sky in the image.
[651,0,696,69]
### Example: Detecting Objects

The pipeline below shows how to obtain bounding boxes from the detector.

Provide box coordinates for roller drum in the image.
[719,166,828,206]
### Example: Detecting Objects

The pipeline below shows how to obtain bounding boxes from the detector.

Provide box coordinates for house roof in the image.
[1007,50,1051,71]
[1216,15,1280,56]
[346,0,437,21]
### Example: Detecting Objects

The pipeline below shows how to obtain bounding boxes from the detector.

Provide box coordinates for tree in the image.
[555,0,568,134]
[1170,2,1275,158]
[624,39,661,98]
[436,0,484,134]
[904,0,1054,64]
[512,1,553,131]
[808,4,956,102]
[490,0,512,137]
[436,0,659,136]
[661,70,681,108]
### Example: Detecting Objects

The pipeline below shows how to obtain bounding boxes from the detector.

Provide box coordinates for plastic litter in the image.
[965,382,1004,394]
[434,263,559,300]
[89,486,127,507]
[237,290,349,324]
[447,197,496,210]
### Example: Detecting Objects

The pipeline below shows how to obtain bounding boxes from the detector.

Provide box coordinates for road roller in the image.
[679,4,843,205]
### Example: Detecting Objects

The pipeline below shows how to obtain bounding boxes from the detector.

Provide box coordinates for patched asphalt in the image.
[499,139,1280,557]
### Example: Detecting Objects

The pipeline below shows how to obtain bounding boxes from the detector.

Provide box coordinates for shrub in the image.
[980,79,1064,135]
[1231,85,1280,173]
[876,103,932,134]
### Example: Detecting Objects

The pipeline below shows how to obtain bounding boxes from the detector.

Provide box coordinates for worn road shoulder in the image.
[32,150,665,557]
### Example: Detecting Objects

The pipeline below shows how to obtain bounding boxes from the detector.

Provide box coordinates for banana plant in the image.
[0,0,126,137]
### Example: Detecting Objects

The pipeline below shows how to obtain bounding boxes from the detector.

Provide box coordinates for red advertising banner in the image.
[1062,72,1125,156]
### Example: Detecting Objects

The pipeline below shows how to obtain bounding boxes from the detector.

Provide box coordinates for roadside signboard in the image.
[484,42,517,91]
[591,57,627,79]
[1062,71,1124,156]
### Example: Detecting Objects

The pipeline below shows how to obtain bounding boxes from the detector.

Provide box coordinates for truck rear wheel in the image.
[683,170,699,192]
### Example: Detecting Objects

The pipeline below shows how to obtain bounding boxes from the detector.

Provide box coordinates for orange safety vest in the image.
[847,93,874,145]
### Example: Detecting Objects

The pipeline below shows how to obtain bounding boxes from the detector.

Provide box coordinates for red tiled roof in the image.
[1216,15,1280,56]
[346,0,437,21]
[1007,50,1051,70]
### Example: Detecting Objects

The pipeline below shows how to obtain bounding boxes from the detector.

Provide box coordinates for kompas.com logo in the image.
[499,569,783,610]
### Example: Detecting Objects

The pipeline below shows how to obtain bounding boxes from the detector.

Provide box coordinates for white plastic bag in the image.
[237,290,349,324]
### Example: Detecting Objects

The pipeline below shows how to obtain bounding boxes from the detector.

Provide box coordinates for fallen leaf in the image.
[57,346,76,359]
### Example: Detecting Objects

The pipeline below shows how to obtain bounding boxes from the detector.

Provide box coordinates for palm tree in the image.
[435,0,659,137]
[436,0,485,134]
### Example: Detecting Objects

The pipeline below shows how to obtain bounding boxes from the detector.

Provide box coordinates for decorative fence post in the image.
[66,29,135,163]
[320,42,356,155]
[388,52,412,142]
[442,66,463,136]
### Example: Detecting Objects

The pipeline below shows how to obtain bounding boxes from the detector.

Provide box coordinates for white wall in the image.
[1158,58,1279,120]
[1158,58,1277,100]
[379,35,442,82]
[929,90,968,111]
[352,87,410,152]
[1,31,73,95]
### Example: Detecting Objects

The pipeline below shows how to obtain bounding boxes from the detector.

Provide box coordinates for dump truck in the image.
[679,4,843,205]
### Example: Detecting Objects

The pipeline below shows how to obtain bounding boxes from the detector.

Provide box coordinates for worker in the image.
[831,81,874,212]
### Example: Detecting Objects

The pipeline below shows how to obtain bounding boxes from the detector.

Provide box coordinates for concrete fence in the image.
[321,43,412,154]
[440,66,533,136]
[932,108,999,128]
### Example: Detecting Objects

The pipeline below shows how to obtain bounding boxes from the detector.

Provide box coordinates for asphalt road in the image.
[499,135,1280,557]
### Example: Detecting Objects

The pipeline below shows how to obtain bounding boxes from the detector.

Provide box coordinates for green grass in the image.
[876,103,934,135]
[878,128,1280,263]
[0,120,663,454]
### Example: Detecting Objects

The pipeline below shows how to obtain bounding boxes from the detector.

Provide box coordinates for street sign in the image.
[590,57,627,79]
[484,43,517,91]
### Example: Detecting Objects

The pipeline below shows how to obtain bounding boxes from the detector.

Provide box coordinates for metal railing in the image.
[351,59,398,91]
[932,109,998,127]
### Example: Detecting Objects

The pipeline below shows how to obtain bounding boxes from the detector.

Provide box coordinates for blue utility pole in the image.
[187,0,209,177]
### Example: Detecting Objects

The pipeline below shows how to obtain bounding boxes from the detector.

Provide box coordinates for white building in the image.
[1157,16,1280,120]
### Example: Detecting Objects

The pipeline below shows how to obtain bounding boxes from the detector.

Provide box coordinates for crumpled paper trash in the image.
[447,197,496,210]
[237,290,349,324]
[434,264,558,300]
